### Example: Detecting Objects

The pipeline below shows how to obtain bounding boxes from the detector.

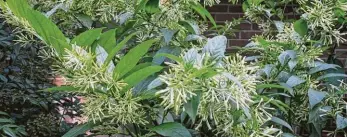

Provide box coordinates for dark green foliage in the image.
[0,21,78,137]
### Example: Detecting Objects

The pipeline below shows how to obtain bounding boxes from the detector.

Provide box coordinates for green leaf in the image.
[317,73,347,81]
[326,57,345,86]
[0,74,7,83]
[123,66,163,89]
[62,122,96,137]
[184,92,201,123]
[179,21,199,34]
[269,99,289,115]
[286,75,305,87]
[153,46,181,65]
[0,118,15,123]
[97,29,116,53]
[0,111,9,116]
[336,114,347,130]
[151,122,192,137]
[145,0,160,14]
[256,84,293,96]
[203,35,227,60]
[278,50,297,65]
[190,68,216,78]
[123,63,152,79]
[104,32,137,66]
[309,63,339,74]
[160,29,177,45]
[71,28,103,47]
[294,19,308,37]
[191,2,217,27]
[308,88,327,108]
[242,2,249,12]
[16,126,28,136]
[96,46,115,73]
[3,127,17,137]
[271,117,293,132]
[156,109,174,124]
[6,0,70,55]
[43,86,80,92]
[75,14,93,28]
[154,53,183,64]
[136,0,149,13]
[147,78,163,90]
[137,89,158,100]
[279,83,294,96]
[113,39,158,79]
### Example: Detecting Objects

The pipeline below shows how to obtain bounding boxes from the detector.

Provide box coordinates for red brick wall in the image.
[208,0,347,69]
[207,0,257,49]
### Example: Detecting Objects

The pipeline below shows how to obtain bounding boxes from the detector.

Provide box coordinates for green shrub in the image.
[2,0,347,137]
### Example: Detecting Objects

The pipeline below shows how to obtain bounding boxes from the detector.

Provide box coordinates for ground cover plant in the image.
[1,0,347,137]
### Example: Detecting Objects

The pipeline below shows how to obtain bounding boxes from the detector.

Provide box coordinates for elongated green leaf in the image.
[151,122,192,137]
[191,2,217,27]
[98,29,116,53]
[154,53,183,64]
[147,78,163,90]
[256,84,293,96]
[271,117,293,132]
[317,73,347,81]
[122,62,152,79]
[308,88,327,108]
[179,21,199,34]
[309,64,339,74]
[326,57,345,86]
[0,74,7,83]
[76,14,93,28]
[156,109,174,124]
[136,0,149,13]
[269,99,289,115]
[104,32,137,66]
[137,89,158,100]
[43,86,80,92]
[153,46,181,65]
[0,118,14,123]
[62,122,96,137]
[184,92,201,123]
[294,19,308,37]
[190,68,215,78]
[71,28,103,47]
[0,111,9,116]
[113,39,158,79]
[3,127,17,137]
[123,66,163,88]
[6,0,70,55]
[145,0,160,14]
[336,114,347,130]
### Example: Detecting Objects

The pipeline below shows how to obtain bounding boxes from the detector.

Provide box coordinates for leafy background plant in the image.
[0,11,79,137]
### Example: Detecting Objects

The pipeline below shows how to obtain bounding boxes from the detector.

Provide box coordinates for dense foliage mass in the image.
[1,0,347,137]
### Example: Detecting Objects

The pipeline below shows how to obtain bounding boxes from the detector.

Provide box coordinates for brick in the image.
[219,0,235,4]
[225,32,240,39]
[285,14,301,19]
[228,39,249,47]
[240,31,262,39]
[215,13,240,22]
[207,5,229,12]
[228,5,243,13]
[278,6,296,13]
[237,23,252,30]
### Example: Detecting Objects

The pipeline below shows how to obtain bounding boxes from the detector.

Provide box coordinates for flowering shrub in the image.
[2,0,347,137]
